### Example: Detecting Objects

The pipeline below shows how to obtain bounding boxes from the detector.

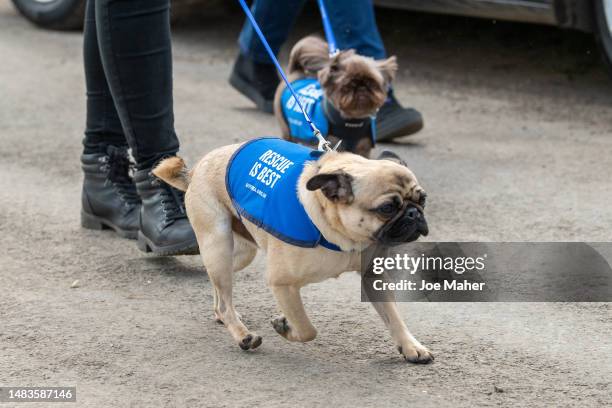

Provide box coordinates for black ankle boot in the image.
[375,93,424,142]
[229,53,279,113]
[134,168,198,256]
[81,146,141,239]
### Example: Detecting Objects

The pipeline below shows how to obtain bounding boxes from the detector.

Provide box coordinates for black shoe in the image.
[229,53,279,113]
[81,146,141,239]
[134,168,198,256]
[375,94,424,142]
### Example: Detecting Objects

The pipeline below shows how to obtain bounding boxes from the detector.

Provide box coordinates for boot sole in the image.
[137,231,199,256]
[81,210,138,240]
[229,70,274,114]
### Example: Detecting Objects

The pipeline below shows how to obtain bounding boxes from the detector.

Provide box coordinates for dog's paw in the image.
[397,343,434,364]
[271,316,290,335]
[271,316,316,342]
[238,333,262,351]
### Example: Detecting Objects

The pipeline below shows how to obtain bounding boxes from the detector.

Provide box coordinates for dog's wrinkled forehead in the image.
[362,165,422,204]
[318,153,423,203]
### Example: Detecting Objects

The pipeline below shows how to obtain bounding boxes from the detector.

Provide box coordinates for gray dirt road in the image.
[1,2,612,407]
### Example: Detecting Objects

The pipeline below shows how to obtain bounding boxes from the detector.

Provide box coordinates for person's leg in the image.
[95,0,179,168]
[324,0,386,60]
[238,0,306,63]
[94,0,197,255]
[81,0,140,239]
[325,0,424,140]
[83,0,126,152]
[230,0,306,113]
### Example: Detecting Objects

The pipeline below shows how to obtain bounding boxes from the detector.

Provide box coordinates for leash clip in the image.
[310,126,342,153]
[314,129,332,152]
[313,128,341,152]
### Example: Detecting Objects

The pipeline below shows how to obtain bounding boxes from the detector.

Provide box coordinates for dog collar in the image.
[322,98,377,150]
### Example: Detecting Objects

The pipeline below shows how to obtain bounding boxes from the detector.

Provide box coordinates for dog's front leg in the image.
[270,285,317,342]
[370,301,433,363]
[362,245,433,363]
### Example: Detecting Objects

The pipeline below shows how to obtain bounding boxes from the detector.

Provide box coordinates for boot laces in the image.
[150,173,187,225]
[101,147,140,206]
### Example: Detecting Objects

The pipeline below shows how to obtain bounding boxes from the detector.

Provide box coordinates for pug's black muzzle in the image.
[375,204,428,246]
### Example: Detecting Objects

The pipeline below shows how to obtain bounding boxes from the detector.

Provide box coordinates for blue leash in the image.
[316,0,339,57]
[237,0,334,152]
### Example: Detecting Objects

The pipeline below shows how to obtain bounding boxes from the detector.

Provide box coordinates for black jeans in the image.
[83,0,179,168]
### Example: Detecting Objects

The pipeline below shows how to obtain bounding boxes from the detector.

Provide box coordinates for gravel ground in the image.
[1,2,611,407]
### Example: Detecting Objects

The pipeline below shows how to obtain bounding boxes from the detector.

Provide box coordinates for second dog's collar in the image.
[322,99,376,148]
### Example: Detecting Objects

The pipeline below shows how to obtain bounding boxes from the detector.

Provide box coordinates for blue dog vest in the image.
[281,78,328,142]
[280,78,376,146]
[226,138,341,251]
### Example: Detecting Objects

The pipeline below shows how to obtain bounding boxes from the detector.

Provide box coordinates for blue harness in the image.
[281,78,376,147]
[226,138,341,251]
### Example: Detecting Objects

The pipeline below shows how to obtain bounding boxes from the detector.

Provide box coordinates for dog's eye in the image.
[375,201,399,217]
[418,192,427,208]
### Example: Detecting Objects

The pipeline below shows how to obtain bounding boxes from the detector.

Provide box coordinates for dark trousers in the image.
[83,0,179,168]
[238,0,386,63]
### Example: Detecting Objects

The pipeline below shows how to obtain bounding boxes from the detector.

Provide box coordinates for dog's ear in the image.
[288,36,329,75]
[376,56,398,84]
[377,150,407,167]
[306,172,354,204]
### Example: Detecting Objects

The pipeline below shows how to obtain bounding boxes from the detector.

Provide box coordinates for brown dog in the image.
[274,36,397,158]
[153,140,433,363]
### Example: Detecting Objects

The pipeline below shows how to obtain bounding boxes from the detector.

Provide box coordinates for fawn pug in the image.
[153,139,432,363]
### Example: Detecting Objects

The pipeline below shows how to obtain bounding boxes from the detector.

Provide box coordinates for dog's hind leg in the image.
[232,235,257,272]
[270,284,317,342]
[197,218,262,351]
[210,236,254,324]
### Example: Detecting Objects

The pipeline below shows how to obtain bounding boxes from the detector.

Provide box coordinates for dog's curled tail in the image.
[288,36,329,76]
[153,156,191,192]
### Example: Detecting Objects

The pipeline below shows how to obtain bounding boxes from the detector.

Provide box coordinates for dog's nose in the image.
[418,220,429,236]
[350,79,367,89]
[405,207,420,221]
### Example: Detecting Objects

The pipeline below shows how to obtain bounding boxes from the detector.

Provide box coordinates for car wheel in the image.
[10,0,85,30]
[595,0,612,75]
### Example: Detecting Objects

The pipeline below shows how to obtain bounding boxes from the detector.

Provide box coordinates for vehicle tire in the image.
[10,0,85,30]
[594,0,612,75]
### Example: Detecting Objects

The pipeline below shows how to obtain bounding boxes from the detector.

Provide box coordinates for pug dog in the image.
[274,36,397,158]
[153,138,432,363]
